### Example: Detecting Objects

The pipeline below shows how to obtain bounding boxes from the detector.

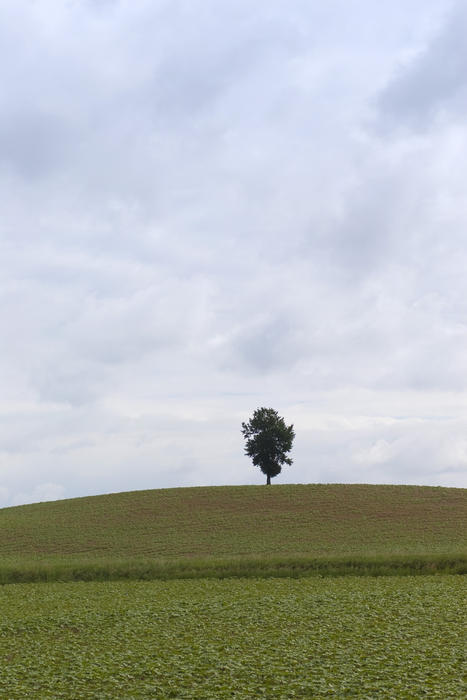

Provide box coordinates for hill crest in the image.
[1,483,465,564]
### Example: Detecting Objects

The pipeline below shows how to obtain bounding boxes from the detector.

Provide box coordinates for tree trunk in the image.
[266,474,271,485]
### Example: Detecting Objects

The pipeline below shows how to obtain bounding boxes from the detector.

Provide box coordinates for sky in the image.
[1,0,467,507]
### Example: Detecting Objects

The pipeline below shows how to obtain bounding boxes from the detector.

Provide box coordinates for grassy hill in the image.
[1,483,466,582]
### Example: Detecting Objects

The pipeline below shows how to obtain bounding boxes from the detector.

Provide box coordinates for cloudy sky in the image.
[1,0,467,507]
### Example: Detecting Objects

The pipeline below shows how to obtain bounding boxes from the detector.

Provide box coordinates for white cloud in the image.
[352,440,394,466]
[10,483,65,507]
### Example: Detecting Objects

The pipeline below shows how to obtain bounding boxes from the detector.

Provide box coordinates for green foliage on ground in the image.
[0,576,465,698]
[0,553,465,585]
[0,484,465,582]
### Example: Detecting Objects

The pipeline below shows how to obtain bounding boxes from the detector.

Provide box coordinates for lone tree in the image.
[241,407,295,485]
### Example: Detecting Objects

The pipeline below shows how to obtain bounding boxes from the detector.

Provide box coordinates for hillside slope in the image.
[1,484,465,565]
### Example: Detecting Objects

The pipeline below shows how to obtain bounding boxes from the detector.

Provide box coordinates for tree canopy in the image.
[241,407,295,485]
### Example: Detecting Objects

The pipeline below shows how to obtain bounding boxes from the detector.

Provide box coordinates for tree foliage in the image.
[241,407,295,485]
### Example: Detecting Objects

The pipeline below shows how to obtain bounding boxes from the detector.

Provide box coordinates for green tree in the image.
[241,407,295,485]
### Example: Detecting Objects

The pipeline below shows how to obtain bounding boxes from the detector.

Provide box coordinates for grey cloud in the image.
[0,111,73,179]
[327,177,402,278]
[32,361,110,406]
[377,3,467,130]
[1,0,466,507]
[220,314,304,374]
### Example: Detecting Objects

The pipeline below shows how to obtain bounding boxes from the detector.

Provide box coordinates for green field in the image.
[1,484,466,582]
[1,483,466,697]
[0,576,465,698]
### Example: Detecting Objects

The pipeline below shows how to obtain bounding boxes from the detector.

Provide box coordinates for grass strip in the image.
[0,553,465,585]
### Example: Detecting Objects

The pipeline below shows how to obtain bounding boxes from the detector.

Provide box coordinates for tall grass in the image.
[0,553,465,585]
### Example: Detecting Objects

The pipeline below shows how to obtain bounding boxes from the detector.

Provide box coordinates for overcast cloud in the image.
[1,0,466,507]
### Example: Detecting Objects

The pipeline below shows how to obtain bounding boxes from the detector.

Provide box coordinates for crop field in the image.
[2,484,466,562]
[1,484,466,577]
[1,483,465,583]
[0,575,465,698]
